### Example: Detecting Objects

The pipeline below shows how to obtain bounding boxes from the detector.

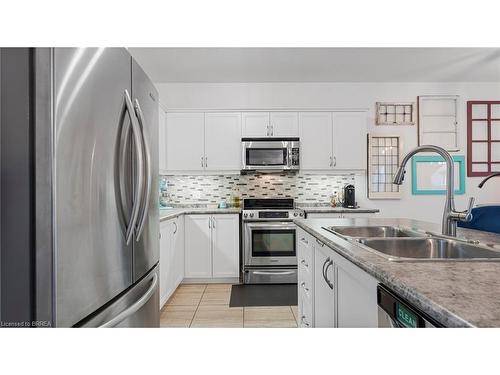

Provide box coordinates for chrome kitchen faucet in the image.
[393,145,474,237]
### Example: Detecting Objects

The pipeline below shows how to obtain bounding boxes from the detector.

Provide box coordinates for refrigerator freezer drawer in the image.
[77,264,159,328]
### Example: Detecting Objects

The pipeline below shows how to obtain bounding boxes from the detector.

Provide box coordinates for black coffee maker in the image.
[343,184,356,208]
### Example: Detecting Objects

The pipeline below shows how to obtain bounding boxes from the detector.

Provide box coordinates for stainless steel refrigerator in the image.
[0,48,159,327]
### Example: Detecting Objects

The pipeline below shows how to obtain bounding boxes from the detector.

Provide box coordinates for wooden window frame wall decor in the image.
[367,134,402,199]
[375,102,415,126]
[467,101,500,177]
[417,95,459,152]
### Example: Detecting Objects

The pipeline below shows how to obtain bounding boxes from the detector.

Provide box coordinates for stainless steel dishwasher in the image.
[377,284,442,328]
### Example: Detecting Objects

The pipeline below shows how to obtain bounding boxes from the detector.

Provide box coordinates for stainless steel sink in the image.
[358,237,500,261]
[323,225,425,239]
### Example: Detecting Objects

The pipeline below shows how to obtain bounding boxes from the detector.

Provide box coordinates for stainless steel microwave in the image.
[241,138,300,171]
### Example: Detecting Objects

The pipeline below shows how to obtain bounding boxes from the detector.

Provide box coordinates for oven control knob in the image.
[249,213,254,218]
[243,213,248,218]
[293,212,298,217]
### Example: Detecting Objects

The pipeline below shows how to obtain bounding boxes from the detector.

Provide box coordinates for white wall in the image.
[156,82,500,223]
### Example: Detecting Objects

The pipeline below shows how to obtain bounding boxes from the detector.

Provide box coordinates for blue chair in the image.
[458,205,500,234]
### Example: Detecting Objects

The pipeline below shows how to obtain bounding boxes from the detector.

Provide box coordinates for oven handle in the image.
[244,222,296,229]
[252,270,296,276]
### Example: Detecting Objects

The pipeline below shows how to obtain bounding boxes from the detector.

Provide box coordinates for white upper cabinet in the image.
[270,112,299,137]
[299,112,333,170]
[158,105,167,173]
[166,112,205,171]
[242,112,270,137]
[332,112,367,170]
[299,111,367,171]
[205,112,242,171]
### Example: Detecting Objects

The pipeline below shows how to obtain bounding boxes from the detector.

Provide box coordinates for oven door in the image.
[242,141,289,170]
[244,222,297,266]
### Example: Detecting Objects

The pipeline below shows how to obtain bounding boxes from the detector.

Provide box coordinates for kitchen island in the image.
[294,217,500,327]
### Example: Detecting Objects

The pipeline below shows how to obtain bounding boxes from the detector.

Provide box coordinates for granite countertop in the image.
[293,217,500,327]
[160,207,241,221]
[298,206,380,214]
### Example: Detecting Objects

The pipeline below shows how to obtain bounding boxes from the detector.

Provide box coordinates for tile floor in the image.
[160,284,299,328]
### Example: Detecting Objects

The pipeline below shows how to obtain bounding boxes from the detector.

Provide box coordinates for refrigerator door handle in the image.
[133,99,151,241]
[98,273,158,328]
[124,90,145,245]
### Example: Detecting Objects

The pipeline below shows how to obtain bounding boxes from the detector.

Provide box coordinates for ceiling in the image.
[129,48,500,83]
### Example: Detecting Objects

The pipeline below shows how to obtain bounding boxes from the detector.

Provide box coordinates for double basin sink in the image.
[322,225,500,262]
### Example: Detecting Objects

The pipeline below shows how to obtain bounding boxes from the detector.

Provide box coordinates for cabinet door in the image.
[299,112,333,170]
[242,112,270,137]
[159,220,173,308]
[332,112,367,170]
[270,112,298,137]
[166,112,205,171]
[172,217,185,287]
[184,215,212,278]
[212,214,240,278]
[158,105,167,173]
[205,112,242,171]
[313,244,335,327]
[336,263,378,327]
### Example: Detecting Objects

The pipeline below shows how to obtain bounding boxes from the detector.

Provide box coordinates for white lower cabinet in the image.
[184,215,212,278]
[185,214,239,280]
[160,216,185,308]
[297,227,378,328]
[211,215,240,278]
[336,261,378,327]
[313,242,336,328]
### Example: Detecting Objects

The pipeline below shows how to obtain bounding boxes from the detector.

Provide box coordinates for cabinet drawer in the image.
[298,276,313,304]
[298,256,312,284]
[298,294,313,328]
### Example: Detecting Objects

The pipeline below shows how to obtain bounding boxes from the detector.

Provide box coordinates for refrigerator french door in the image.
[0,48,159,327]
[55,48,159,327]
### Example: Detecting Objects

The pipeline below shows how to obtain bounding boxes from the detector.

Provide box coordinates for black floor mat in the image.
[229,284,297,307]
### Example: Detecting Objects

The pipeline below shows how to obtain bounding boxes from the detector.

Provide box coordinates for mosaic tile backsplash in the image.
[162,173,355,205]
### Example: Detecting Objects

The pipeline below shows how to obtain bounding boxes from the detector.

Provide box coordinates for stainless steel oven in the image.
[241,138,300,171]
[242,198,304,284]
[244,222,297,267]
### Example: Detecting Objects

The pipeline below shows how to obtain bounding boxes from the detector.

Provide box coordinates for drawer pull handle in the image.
[300,315,310,327]
[300,237,309,244]
[300,259,309,268]
[300,281,309,292]
[316,239,325,247]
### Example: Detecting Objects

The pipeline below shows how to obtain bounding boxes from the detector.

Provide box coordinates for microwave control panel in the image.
[290,148,300,166]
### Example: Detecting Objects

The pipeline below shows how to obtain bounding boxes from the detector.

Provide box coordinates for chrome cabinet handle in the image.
[329,156,333,167]
[99,273,158,328]
[205,157,208,168]
[212,217,215,228]
[173,221,178,234]
[300,281,309,292]
[322,258,334,290]
[300,259,308,268]
[208,217,211,229]
[201,156,204,167]
[133,99,152,242]
[300,237,309,245]
[300,315,310,327]
[123,90,144,245]
[333,156,337,167]
[316,239,324,247]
